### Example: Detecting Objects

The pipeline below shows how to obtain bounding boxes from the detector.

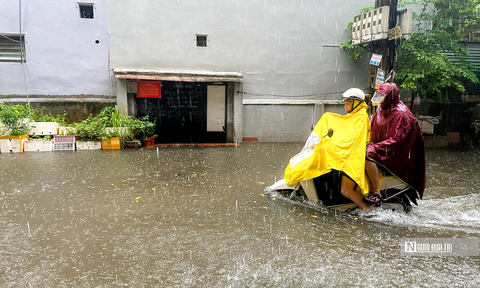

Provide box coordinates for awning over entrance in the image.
[114,69,244,83]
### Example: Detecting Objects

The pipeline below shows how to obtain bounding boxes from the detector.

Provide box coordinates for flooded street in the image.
[1,144,479,287]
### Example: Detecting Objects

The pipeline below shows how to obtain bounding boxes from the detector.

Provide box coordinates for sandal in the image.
[363,192,383,206]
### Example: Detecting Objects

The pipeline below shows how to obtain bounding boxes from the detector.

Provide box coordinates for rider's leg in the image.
[365,160,380,194]
[341,175,372,212]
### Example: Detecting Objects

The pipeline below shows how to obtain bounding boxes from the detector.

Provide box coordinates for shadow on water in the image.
[0,144,479,287]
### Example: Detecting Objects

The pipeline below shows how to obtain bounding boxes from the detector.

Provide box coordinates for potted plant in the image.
[137,116,157,148]
[125,116,155,148]
[73,115,103,150]
[0,104,31,153]
[96,106,134,149]
[101,129,122,150]
[124,136,141,148]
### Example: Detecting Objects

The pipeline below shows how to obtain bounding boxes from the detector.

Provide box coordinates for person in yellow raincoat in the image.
[284,88,373,212]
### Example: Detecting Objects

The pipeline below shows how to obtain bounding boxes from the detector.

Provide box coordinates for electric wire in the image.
[19,0,31,116]
[241,91,344,98]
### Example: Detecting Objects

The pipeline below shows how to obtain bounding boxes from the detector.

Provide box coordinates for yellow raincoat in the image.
[284,102,371,196]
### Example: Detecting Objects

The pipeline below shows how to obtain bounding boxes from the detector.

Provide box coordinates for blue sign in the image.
[369,53,382,66]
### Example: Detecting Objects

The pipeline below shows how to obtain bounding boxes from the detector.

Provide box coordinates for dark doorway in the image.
[135,81,227,143]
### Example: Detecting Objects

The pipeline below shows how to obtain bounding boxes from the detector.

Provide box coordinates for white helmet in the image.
[341,88,365,101]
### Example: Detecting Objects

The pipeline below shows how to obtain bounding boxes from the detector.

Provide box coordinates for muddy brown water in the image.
[0,144,479,287]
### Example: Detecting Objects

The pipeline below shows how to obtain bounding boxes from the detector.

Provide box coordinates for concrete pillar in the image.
[115,78,128,115]
[233,82,243,143]
[226,82,235,142]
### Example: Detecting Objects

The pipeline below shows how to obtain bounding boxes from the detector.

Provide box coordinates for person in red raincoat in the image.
[365,82,426,203]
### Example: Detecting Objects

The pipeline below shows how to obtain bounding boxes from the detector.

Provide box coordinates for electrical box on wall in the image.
[398,8,413,41]
[352,6,412,45]
[352,6,390,45]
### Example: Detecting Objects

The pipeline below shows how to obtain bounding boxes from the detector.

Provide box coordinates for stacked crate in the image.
[53,136,77,151]
[22,122,60,152]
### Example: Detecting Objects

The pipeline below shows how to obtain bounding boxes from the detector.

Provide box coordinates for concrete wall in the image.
[242,101,347,142]
[0,0,114,100]
[106,0,371,142]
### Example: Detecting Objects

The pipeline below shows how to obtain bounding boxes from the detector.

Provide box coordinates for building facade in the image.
[0,0,114,121]
[1,0,371,142]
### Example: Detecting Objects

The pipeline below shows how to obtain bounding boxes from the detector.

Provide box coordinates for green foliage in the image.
[395,0,480,101]
[341,0,480,102]
[133,116,157,139]
[70,115,104,141]
[96,106,131,128]
[33,112,68,125]
[340,39,370,60]
[0,104,31,136]
[70,106,157,143]
[28,135,51,141]
[472,119,480,128]
[0,103,157,144]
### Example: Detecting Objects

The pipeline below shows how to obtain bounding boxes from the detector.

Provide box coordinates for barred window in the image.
[0,34,26,63]
[79,3,94,19]
[196,35,207,47]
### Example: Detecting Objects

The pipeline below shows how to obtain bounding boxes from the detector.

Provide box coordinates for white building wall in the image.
[107,0,371,142]
[0,0,113,99]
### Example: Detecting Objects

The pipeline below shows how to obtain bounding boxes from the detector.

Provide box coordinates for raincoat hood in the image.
[284,103,370,197]
[377,82,400,110]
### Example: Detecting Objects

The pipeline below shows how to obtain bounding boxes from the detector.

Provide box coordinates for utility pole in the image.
[369,0,398,89]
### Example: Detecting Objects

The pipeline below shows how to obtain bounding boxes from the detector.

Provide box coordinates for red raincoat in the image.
[366,83,426,198]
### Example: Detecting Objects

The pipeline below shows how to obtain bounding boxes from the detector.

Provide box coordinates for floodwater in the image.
[0,144,479,287]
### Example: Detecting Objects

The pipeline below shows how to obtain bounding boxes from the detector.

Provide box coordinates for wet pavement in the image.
[0,144,479,286]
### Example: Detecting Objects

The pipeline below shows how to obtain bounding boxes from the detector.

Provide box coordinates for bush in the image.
[0,104,31,136]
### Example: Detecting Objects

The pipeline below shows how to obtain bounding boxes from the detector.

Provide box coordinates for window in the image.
[378,19,382,25]
[0,34,26,62]
[196,34,207,47]
[79,3,94,19]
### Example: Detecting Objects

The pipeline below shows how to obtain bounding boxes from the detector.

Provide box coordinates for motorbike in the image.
[265,128,419,213]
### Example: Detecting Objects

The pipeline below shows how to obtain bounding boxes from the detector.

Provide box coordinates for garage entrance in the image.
[134,81,227,143]
[114,69,243,144]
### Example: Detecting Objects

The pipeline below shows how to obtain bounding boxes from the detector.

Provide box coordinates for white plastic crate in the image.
[0,138,25,153]
[53,142,76,151]
[53,135,77,143]
[28,122,59,136]
[76,140,101,150]
[24,140,53,152]
[419,120,435,135]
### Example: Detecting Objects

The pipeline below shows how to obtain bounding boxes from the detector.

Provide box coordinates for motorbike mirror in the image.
[324,128,334,138]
